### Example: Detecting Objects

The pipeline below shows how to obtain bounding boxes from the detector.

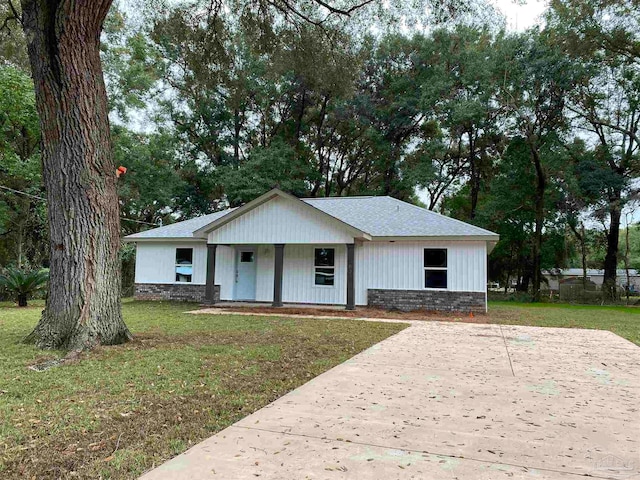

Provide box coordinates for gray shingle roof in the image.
[125,195,498,240]
[125,208,236,239]
[303,196,497,238]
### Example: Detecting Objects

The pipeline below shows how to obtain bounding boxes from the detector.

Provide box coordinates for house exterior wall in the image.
[134,240,488,310]
[354,240,487,306]
[207,196,355,245]
[368,289,485,312]
[135,242,208,285]
[135,283,219,303]
[134,242,235,297]
[281,244,347,304]
[226,244,347,304]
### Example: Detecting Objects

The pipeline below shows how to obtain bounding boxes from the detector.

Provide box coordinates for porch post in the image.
[346,243,355,310]
[273,244,285,307]
[205,244,217,304]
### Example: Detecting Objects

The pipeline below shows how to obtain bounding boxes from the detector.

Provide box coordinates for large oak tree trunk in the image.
[22,0,132,350]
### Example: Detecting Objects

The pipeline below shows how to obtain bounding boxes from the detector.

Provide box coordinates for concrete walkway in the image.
[140,321,640,480]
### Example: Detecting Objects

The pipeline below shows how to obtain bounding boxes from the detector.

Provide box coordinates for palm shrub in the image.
[0,267,49,307]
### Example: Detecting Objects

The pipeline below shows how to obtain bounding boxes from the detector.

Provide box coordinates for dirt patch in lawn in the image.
[203,305,490,322]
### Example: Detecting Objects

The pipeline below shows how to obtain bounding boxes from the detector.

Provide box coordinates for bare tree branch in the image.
[311,0,376,16]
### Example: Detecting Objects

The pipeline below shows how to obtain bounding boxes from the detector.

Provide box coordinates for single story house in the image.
[544,268,640,291]
[124,189,499,312]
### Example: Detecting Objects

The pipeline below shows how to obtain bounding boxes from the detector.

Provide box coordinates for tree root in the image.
[28,350,83,372]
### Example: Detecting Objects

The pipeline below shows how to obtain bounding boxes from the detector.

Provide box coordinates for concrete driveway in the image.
[140,321,640,480]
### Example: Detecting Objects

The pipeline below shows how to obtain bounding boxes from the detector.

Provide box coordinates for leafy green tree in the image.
[496,30,578,301]
[461,137,569,293]
[547,0,640,298]
[113,126,186,231]
[222,138,313,205]
[102,5,164,122]
[0,66,46,270]
[395,28,505,213]
[0,2,29,70]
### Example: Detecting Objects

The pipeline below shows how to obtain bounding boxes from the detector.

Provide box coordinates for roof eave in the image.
[371,235,500,242]
[122,236,206,243]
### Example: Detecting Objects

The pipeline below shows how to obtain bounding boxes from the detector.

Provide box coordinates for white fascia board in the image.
[122,237,207,243]
[371,235,500,242]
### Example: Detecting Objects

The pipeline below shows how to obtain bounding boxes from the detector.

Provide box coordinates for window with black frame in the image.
[424,248,447,289]
[314,248,335,286]
[175,248,193,283]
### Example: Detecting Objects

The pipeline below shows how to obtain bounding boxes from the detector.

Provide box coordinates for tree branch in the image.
[566,103,640,149]
[312,0,376,16]
[0,0,22,33]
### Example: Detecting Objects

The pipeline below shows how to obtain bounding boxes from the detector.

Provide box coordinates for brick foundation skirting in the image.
[134,283,220,303]
[367,289,485,313]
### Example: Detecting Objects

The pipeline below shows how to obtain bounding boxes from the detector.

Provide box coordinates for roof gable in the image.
[193,189,369,240]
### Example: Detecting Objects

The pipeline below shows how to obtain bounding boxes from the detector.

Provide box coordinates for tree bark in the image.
[21,0,132,350]
[529,143,546,302]
[568,222,588,289]
[579,225,587,289]
[602,190,621,300]
[18,294,28,308]
[624,213,631,304]
[468,129,480,220]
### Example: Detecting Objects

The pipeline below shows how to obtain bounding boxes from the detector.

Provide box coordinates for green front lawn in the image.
[488,301,640,345]
[0,301,405,479]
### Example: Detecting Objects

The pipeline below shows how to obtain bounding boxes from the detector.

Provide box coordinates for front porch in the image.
[203,243,356,310]
[206,301,347,310]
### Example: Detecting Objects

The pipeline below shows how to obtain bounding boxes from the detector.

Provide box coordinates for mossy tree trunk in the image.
[21,0,132,350]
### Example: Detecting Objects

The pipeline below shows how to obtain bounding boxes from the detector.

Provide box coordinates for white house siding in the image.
[135,240,487,307]
[254,244,274,302]
[207,196,355,245]
[232,244,347,304]
[216,246,236,300]
[135,242,235,290]
[282,244,347,304]
[354,240,487,305]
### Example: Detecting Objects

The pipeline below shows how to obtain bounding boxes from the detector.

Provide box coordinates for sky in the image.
[492,0,548,31]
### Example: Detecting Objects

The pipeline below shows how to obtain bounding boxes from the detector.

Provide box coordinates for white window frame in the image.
[314,247,335,288]
[175,247,194,284]
[424,248,447,290]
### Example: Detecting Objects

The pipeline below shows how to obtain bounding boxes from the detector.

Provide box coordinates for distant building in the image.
[543,268,640,291]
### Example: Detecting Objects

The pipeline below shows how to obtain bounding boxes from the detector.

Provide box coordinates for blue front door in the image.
[235,248,257,300]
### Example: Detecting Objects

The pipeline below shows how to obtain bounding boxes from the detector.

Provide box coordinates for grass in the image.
[488,301,640,345]
[1,300,637,479]
[0,300,405,479]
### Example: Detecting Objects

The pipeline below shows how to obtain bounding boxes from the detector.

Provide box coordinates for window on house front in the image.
[424,248,447,289]
[175,248,193,283]
[314,248,335,286]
